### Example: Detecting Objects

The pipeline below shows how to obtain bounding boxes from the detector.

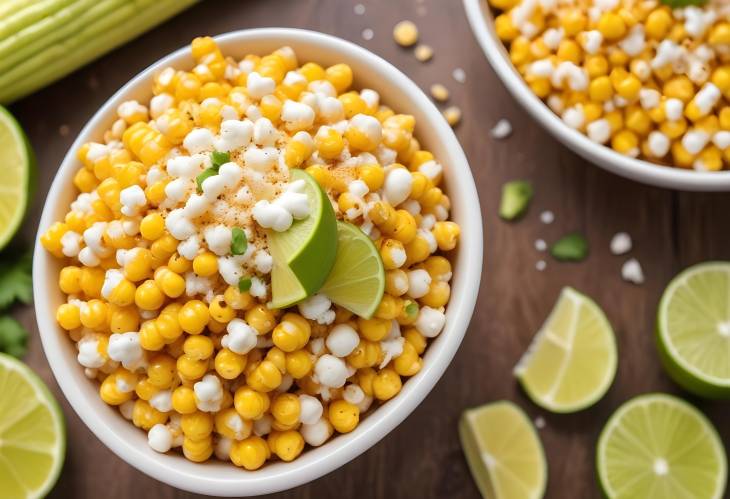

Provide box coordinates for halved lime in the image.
[269,169,337,308]
[0,106,34,250]
[0,353,65,498]
[597,393,727,499]
[514,287,617,413]
[319,221,384,319]
[459,401,547,499]
[657,262,730,398]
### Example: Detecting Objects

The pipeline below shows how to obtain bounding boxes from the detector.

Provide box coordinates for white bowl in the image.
[464,0,730,191]
[33,28,483,496]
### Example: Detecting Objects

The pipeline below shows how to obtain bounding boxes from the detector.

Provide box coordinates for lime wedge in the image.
[0,106,33,250]
[597,393,727,499]
[269,169,337,308]
[459,401,547,499]
[319,221,384,319]
[0,353,65,498]
[657,262,730,398]
[514,287,617,413]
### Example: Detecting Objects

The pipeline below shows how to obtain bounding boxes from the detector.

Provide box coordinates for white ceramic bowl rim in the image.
[33,28,483,496]
[463,0,730,192]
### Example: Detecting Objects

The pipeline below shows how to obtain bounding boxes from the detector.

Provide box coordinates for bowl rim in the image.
[463,0,730,192]
[33,28,483,496]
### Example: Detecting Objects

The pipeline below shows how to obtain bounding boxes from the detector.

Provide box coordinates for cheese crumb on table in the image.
[430,84,450,102]
[610,232,632,255]
[622,258,645,284]
[490,119,512,139]
[414,44,433,62]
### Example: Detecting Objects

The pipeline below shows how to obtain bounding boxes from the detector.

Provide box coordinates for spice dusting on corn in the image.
[41,37,460,469]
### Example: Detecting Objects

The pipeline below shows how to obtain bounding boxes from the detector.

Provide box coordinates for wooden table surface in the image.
[9,0,730,497]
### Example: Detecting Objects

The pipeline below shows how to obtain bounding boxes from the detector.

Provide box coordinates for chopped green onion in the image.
[499,180,533,221]
[405,301,419,318]
[661,0,706,6]
[551,233,589,262]
[211,150,230,168]
[231,227,248,255]
[238,277,252,292]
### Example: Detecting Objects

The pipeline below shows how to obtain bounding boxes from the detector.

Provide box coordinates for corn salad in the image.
[41,37,460,469]
[490,0,730,170]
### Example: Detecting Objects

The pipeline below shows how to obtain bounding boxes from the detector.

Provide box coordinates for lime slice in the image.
[597,393,727,499]
[319,221,384,319]
[269,169,337,308]
[459,401,547,499]
[0,353,65,498]
[514,287,617,413]
[657,262,730,398]
[0,106,33,250]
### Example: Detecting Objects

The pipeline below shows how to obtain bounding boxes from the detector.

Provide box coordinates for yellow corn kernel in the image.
[561,10,586,36]
[356,367,376,396]
[660,118,688,139]
[358,164,385,191]
[611,129,640,156]
[80,299,108,329]
[172,386,198,414]
[696,146,723,172]
[598,12,627,40]
[223,285,254,310]
[663,76,695,103]
[100,374,133,405]
[585,55,609,78]
[380,238,406,270]
[245,305,276,334]
[613,73,641,101]
[347,340,381,369]
[369,201,397,232]
[589,76,613,102]
[178,300,210,335]
[209,295,236,323]
[284,136,313,168]
[394,341,423,377]
[325,63,353,92]
[146,354,176,388]
[272,313,311,352]
[156,312,183,343]
[260,94,282,123]
[432,221,460,251]
[271,393,301,427]
[109,305,139,334]
[392,210,417,244]
[420,281,451,308]
[182,335,213,361]
[176,354,208,381]
[385,269,409,296]
[720,107,730,130]
[182,435,213,463]
[40,222,68,257]
[328,400,359,433]
[132,399,167,430]
[509,36,532,66]
[375,294,402,320]
[230,436,270,470]
[191,252,217,277]
[645,8,672,39]
[79,267,105,298]
[285,350,312,379]
[372,368,402,401]
[315,127,345,160]
[73,168,98,192]
[494,13,519,41]
[215,348,247,379]
[709,22,730,45]
[357,317,390,342]
[404,327,427,354]
[181,411,214,440]
[59,266,82,294]
[139,213,165,241]
[234,387,270,420]
[556,39,582,64]
[56,303,81,330]
[246,360,282,392]
[153,267,186,298]
[139,320,165,351]
[671,142,695,169]
[625,106,651,135]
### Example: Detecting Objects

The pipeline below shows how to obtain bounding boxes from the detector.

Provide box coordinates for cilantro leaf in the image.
[196,167,219,193]
[231,228,248,255]
[0,252,32,310]
[404,300,419,318]
[238,277,252,292]
[0,316,28,358]
[211,151,230,168]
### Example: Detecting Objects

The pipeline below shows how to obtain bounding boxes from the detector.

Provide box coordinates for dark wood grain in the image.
[8,0,730,498]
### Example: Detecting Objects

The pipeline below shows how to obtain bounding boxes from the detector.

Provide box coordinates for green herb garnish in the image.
[211,150,230,168]
[196,167,219,193]
[0,316,28,358]
[238,277,252,292]
[551,233,589,262]
[231,227,248,255]
[0,251,32,309]
[499,180,533,221]
[404,301,419,318]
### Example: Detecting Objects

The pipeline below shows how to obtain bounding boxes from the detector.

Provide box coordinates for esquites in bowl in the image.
[34,29,481,494]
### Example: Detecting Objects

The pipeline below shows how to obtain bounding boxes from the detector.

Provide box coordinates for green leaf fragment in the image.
[0,251,32,309]
[499,180,533,220]
[0,315,28,358]
[405,300,419,318]
[196,167,219,194]
[231,227,248,255]
[211,150,230,168]
[551,233,589,262]
[238,277,252,292]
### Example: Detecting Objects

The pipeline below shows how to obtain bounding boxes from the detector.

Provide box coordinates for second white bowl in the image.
[464,0,730,191]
